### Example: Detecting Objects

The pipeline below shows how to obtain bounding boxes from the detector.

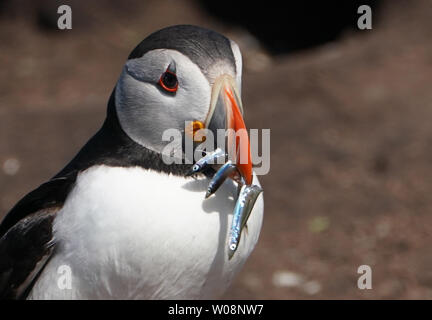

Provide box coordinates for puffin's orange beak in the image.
[204,75,252,185]
[223,85,252,185]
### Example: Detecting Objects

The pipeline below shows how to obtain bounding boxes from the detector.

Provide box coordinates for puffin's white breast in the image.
[28,165,263,299]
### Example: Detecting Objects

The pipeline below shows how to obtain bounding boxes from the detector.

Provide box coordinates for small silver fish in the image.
[228,184,263,259]
[188,148,263,259]
[205,160,237,199]
[186,147,225,176]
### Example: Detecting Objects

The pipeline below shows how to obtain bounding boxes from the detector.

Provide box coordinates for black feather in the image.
[127,25,236,77]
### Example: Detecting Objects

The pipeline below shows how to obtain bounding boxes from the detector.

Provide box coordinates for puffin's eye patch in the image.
[159,69,178,93]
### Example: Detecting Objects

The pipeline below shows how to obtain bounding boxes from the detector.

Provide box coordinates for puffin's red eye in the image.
[159,70,178,93]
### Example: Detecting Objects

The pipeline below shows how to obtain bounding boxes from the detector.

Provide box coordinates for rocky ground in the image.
[1,0,432,299]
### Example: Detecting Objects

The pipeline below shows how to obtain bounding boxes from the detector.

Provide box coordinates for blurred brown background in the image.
[1,0,432,299]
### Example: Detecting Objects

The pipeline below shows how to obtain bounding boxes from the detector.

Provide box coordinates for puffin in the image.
[0,25,264,299]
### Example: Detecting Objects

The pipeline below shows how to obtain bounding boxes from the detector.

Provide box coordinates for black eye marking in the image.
[159,62,178,93]
[159,70,178,92]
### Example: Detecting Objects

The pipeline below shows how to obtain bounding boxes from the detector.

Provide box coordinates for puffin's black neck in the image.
[55,88,191,178]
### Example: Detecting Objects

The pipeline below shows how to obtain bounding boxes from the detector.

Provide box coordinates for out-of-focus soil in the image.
[1,0,432,299]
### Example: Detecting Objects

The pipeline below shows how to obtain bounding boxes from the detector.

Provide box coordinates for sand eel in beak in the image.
[0,25,264,300]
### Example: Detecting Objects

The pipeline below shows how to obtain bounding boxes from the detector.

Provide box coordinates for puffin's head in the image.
[115,25,252,184]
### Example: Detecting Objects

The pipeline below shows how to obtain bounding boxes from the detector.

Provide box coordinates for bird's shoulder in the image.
[0,173,77,299]
[0,173,77,238]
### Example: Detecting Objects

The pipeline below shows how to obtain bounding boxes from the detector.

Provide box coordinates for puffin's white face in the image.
[115,41,244,157]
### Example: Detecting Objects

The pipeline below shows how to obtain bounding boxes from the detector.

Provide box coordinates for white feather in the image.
[230,40,243,95]
[28,165,263,299]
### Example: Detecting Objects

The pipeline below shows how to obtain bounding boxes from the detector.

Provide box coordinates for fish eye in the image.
[159,69,178,93]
